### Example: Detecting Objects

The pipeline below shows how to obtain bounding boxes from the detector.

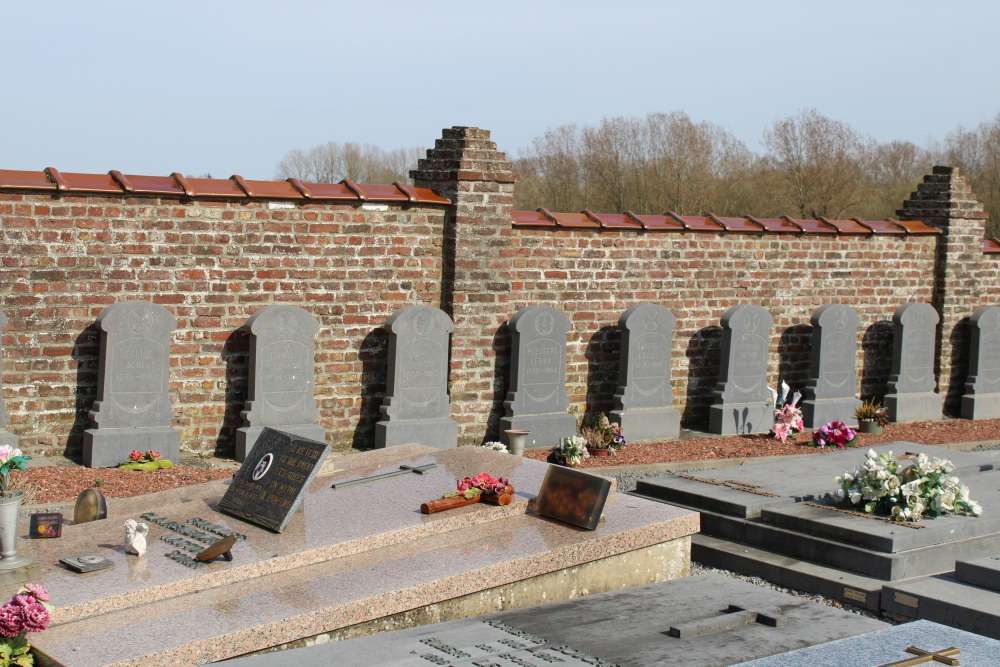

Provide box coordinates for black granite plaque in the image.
[218,427,329,533]
[29,513,63,538]
[533,466,611,531]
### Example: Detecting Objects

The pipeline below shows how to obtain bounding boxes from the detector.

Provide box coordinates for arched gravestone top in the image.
[380,305,454,421]
[889,302,939,394]
[506,306,573,416]
[89,301,177,428]
[241,305,321,427]
[967,305,1000,395]
[0,311,9,428]
[616,304,677,409]
[806,303,861,400]
[715,305,773,404]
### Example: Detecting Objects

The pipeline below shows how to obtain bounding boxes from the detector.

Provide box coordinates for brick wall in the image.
[0,127,990,460]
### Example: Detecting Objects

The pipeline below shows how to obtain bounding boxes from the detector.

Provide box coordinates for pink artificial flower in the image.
[0,605,22,637]
[20,602,49,633]
[457,480,471,493]
[21,584,48,602]
[792,418,804,431]
[10,595,33,608]
[773,422,790,443]
[128,451,143,462]
[146,450,162,461]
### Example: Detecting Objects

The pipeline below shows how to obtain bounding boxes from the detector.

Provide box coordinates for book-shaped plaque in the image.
[533,466,611,530]
[218,427,329,533]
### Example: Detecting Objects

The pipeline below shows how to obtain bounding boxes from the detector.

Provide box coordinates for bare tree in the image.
[943,113,1000,236]
[274,142,422,184]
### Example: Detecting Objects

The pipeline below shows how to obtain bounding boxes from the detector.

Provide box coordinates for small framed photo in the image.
[29,513,63,539]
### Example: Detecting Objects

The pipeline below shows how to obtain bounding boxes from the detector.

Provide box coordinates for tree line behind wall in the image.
[513,109,1000,237]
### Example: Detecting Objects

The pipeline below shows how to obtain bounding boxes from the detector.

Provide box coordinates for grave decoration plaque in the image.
[82,301,180,467]
[886,303,941,423]
[709,305,775,435]
[235,305,325,461]
[60,555,113,574]
[29,513,62,539]
[612,304,680,440]
[533,466,611,531]
[0,311,14,449]
[375,305,458,449]
[219,427,329,533]
[962,306,1000,420]
[801,303,862,428]
[73,489,107,525]
[500,305,576,449]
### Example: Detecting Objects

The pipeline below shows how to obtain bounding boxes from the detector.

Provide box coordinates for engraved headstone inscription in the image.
[82,301,180,467]
[533,466,611,531]
[500,306,576,449]
[962,305,1000,420]
[0,311,14,449]
[611,304,680,440]
[708,305,774,435]
[235,305,325,461]
[219,427,329,533]
[375,305,458,449]
[886,303,941,423]
[801,303,862,427]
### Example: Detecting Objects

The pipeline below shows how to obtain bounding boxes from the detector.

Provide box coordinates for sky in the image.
[3,1,998,181]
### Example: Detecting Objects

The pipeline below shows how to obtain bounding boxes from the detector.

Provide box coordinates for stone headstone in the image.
[73,488,107,525]
[611,304,680,440]
[885,302,941,423]
[962,305,1000,420]
[83,301,180,467]
[0,311,14,450]
[499,306,576,449]
[374,305,458,449]
[235,305,325,461]
[801,303,862,427]
[709,305,774,435]
[219,427,329,533]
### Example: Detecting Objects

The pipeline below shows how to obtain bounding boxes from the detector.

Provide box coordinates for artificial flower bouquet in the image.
[0,446,29,498]
[553,435,590,467]
[0,584,52,667]
[118,450,173,471]
[769,381,803,442]
[580,413,626,453]
[812,421,858,449]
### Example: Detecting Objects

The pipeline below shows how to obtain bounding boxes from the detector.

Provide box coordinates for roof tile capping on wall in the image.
[0,168,451,205]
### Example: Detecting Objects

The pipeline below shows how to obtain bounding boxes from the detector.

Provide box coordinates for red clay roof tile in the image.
[543,210,601,228]
[817,217,871,234]
[667,212,724,231]
[886,217,940,234]
[708,214,763,233]
[583,211,642,229]
[985,238,1000,254]
[746,216,800,233]
[628,212,684,230]
[852,218,905,234]
[0,169,57,191]
[512,210,553,227]
[783,216,837,234]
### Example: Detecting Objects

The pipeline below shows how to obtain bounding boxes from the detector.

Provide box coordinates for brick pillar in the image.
[411,127,517,444]
[899,166,988,415]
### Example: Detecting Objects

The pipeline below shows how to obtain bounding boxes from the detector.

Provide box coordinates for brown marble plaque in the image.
[533,466,611,530]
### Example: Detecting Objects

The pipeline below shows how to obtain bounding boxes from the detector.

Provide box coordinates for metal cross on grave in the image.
[875,645,960,667]
[667,604,786,639]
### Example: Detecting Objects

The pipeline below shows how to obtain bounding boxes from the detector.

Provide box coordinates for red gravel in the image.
[14,418,1000,505]
[522,418,1000,469]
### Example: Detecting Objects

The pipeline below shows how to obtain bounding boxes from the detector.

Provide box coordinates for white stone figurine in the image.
[123,519,149,557]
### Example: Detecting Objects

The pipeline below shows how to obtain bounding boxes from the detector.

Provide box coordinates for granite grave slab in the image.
[83,300,180,467]
[24,445,698,666]
[0,311,13,449]
[885,302,941,423]
[709,305,775,435]
[962,305,1000,420]
[955,553,1000,592]
[236,305,326,461]
[611,303,681,440]
[500,305,576,449]
[223,573,887,667]
[375,305,458,449]
[736,620,1000,667]
[882,568,1000,638]
[801,303,862,427]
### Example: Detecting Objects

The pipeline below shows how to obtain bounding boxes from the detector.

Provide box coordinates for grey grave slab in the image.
[885,302,942,423]
[376,304,458,449]
[882,574,1000,639]
[801,303,862,428]
[709,305,775,435]
[222,573,887,667]
[611,303,681,440]
[500,305,576,449]
[236,305,326,461]
[82,300,180,467]
[735,620,1000,667]
[0,310,14,449]
[219,427,330,533]
[962,305,1000,420]
[634,442,997,519]
[955,554,1000,592]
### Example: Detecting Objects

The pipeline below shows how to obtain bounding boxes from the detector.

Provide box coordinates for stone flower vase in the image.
[504,430,529,457]
[857,420,884,435]
[0,491,30,570]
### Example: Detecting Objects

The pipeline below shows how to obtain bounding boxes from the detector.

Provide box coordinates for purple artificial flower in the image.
[20,602,49,633]
[0,605,22,637]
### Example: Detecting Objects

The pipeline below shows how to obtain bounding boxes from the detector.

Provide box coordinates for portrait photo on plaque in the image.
[533,466,611,530]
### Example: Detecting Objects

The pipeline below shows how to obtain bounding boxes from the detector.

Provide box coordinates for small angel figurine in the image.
[123,519,149,557]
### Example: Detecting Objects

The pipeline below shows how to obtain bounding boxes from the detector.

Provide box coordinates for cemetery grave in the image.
[12,440,696,666]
